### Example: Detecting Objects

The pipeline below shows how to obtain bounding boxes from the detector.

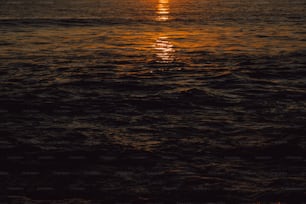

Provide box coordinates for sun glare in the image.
[154,36,175,63]
[156,0,170,21]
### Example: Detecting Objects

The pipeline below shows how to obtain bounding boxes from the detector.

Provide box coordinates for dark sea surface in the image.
[0,0,306,203]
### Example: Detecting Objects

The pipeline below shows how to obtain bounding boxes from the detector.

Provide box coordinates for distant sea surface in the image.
[0,0,306,202]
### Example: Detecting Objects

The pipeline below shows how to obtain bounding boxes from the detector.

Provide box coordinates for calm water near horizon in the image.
[0,0,306,202]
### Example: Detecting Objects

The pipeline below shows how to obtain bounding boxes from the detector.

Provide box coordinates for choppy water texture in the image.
[0,0,306,203]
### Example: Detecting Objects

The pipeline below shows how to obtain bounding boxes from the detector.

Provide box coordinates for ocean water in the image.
[0,0,306,202]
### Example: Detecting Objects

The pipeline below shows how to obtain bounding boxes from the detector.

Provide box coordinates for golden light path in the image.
[156,0,170,22]
[154,36,175,63]
[154,0,175,64]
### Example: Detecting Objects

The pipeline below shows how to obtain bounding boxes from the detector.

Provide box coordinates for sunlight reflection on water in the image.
[156,0,170,22]
[154,36,175,63]
[154,0,175,64]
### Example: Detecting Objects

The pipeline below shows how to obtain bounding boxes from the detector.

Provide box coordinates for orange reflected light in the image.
[154,36,175,63]
[156,0,170,21]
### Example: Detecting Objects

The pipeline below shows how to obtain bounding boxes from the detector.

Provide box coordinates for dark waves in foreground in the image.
[1,47,306,203]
